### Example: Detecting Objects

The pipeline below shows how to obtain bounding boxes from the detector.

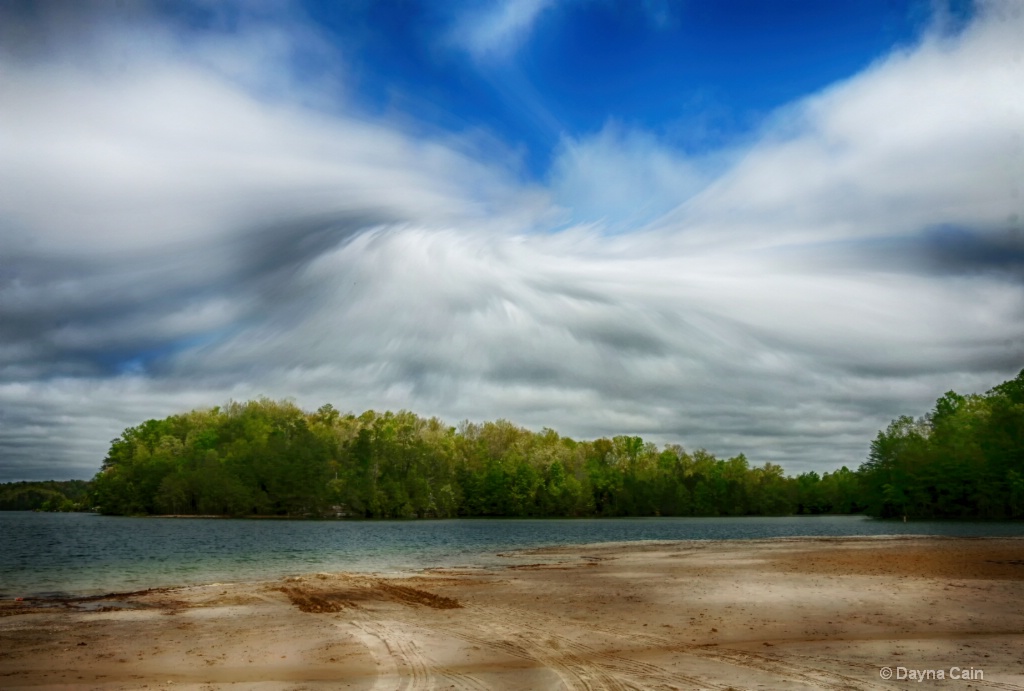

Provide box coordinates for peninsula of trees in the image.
[85,399,860,519]
[7,369,1022,520]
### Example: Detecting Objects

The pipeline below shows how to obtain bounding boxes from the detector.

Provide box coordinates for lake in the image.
[3,512,1024,598]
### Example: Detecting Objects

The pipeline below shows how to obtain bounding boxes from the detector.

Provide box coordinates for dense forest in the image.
[860,369,1024,519]
[82,399,862,519]
[0,480,90,512]
[7,369,1022,520]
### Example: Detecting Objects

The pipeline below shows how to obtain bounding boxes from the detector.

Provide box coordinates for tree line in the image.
[0,480,90,512]
[6,369,1021,519]
[81,398,862,518]
[859,369,1024,519]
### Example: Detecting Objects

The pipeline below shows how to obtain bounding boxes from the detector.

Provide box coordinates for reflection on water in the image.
[2,512,1023,598]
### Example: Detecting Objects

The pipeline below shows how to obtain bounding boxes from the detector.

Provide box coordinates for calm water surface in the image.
[2,512,1023,598]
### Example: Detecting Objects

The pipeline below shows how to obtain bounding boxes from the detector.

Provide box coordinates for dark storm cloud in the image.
[923,225,1024,279]
[772,223,1024,285]
[0,251,217,379]
[566,322,667,356]
[240,214,390,284]
[0,1,145,59]
[0,211,394,389]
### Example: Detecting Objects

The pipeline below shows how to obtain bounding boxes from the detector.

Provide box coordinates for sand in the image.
[2,536,1023,690]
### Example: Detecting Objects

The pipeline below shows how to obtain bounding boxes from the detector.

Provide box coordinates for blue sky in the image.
[167,0,962,175]
[410,1,915,160]
[0,0,1022,480]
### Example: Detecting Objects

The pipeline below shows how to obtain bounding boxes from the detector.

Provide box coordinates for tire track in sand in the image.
[454,604,722,691]
[478,603,728,689]
[683,646,888,691]
[349,598,924,690]
[439,626,610,691]
[474,603,890,690]
[348,619,494,691]
[349,619,432,691]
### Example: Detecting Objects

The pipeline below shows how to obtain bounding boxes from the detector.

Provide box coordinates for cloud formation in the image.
[672,6,1024,250]
[549,124,713,227]
[1,1,1023,480]
[451,0,558,62]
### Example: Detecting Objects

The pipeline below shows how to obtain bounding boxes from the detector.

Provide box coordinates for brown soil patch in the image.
[278,585,358,613]
[276,575,460,613]
[373,580,461,609]
[767,538,1024,580]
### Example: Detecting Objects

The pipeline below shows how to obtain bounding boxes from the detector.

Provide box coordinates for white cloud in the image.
[1,1,1023,480]
[666,1,1024,249]
[0,60,543,258]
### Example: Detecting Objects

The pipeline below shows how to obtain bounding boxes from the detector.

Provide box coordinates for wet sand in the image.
[2,536,1023,690]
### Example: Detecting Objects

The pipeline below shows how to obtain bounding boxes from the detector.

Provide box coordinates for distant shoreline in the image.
[6,512,1024,602]
[84,511,1024,523]
[9,533,1024,605]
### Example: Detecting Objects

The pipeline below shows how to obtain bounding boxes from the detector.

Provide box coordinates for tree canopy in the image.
[86,398,860,518]
[0,480,90,511]
[859,369,1024,519]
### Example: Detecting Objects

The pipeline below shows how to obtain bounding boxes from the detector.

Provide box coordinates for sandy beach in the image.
[2,536,1023,690]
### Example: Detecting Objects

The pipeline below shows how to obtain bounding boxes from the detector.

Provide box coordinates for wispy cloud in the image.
[448,0,679,61]
[450,0,557,62]
[548,123,715,227]
[668,3,1024,249]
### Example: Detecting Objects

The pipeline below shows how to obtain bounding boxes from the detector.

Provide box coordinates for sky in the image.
[1,0,1022,481]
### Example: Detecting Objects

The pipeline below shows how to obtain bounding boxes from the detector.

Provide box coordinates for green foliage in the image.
[0,480,90,511]
[83,398,851,518]
[858,369,1024,519]
[72,369,1024,519]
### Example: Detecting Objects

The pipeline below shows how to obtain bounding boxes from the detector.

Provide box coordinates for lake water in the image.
[3,512,1024,598]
